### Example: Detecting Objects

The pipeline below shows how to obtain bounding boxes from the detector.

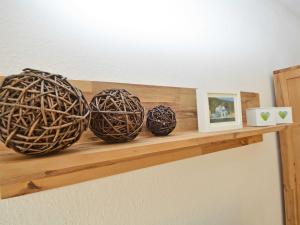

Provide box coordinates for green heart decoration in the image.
[260,112,270,121]
[279,111,288,119]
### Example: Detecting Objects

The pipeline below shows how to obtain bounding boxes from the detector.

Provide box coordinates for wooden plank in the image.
[240,92,260,125]
[0,124,293,199]
[274,67,300,225]
[0,135,263,199]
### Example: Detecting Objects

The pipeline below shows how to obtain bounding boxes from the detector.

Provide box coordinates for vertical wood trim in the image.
[274,72,298,225]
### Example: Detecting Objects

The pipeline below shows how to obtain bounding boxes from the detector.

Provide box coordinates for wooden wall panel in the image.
[240,92,260,125]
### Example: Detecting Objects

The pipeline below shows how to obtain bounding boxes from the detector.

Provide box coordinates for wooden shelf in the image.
[0,124,293,199]
[0,75,293,199]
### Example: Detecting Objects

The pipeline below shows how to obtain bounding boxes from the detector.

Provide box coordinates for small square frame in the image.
[196,90,243,132]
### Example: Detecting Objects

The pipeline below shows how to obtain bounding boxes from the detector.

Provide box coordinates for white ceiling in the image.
[279,0,300,16]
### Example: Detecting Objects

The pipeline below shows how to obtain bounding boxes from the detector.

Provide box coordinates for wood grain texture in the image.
[1,135,264,199]
[240,92,260,125]
[0,125,292,199]
[274,65,300,74]
[274,66,300,225]
[0,74,273,199]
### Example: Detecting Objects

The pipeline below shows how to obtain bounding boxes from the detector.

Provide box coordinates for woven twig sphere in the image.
[90,89,144,143]
[146,105,176,136]
[0,68,90,155]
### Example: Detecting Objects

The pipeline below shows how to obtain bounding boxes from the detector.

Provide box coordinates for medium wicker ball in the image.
[0,68,90,156]
[89,89,144,143]
[146,105,176,136]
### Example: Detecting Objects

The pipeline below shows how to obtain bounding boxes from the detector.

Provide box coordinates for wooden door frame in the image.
[274,66,300,225]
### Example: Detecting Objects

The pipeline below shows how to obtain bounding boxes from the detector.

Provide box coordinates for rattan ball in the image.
[146,105,176,136]
[89,89,144,143]
[0,68,90,156]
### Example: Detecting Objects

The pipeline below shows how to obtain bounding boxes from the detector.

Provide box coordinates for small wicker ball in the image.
[147,105,176,136]
[89,89,144,143]
[0,68,90,156]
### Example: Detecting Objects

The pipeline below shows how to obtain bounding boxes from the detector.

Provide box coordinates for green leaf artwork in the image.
[260,112,270,121]
[279,111,288,119]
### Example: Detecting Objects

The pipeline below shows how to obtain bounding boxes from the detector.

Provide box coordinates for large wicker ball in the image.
[146,105,176,136]
[89,89,144,143]
[0,68,90,155]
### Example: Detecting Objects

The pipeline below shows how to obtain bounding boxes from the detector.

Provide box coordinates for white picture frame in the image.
[196,90,243,132]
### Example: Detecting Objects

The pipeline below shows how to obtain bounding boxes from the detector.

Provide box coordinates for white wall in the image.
[0,1,300,225]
